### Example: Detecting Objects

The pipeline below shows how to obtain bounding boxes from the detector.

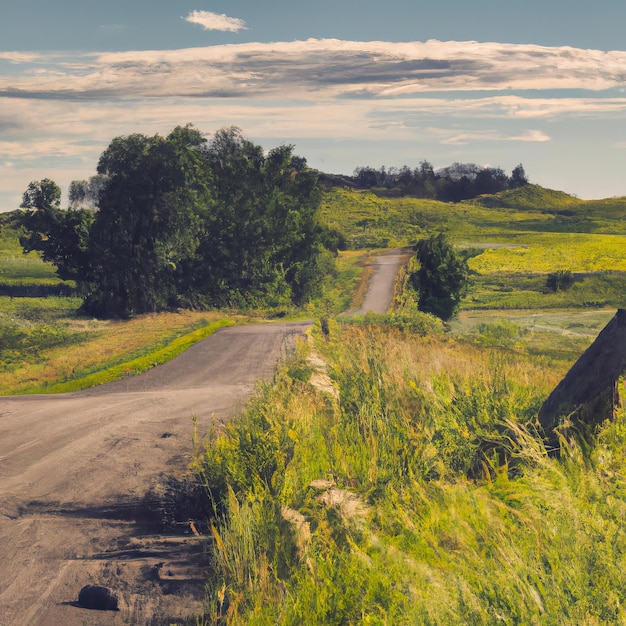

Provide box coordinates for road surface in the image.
[354,248,411,315]
[0,322,307,626]
[0,250,405,625]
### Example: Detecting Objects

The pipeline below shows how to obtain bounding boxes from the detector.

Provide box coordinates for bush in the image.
[410,233,470,320]
[546,269,574,292]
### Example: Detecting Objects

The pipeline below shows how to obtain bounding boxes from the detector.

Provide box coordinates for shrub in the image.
[546,269,574,292]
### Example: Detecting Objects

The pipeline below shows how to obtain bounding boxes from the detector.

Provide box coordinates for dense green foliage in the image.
[410,233,471,320]
[546,269,575,293]
[18,126,333,317]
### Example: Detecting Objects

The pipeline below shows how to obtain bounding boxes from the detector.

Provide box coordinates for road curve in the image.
[0,249,407,625]
[0,322,308,626]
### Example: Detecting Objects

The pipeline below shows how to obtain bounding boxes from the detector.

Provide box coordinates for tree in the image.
[68,175,107,210]
[197,127,326,307]
[84,125,214,316]
[510,163,529,188]
[18,125,331,317]
[19,179,94,282]
[409,233,470,321]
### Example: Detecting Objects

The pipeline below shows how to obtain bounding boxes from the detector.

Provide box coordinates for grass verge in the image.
[0,312,235,395]
[34,318,235,394]
[187,319,626,624]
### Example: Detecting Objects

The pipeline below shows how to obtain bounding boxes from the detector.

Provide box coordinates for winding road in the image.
[0,250,406,625]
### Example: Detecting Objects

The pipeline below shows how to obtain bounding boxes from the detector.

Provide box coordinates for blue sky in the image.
[1,1,626,210]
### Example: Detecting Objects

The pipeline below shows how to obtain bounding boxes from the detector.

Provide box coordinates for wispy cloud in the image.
[183,10,247,33]
[442,129,551,145]
[1,38,626,205]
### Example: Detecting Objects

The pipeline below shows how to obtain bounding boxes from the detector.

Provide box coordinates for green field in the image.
[0,212,69,287]
[3,183,626,391]
[194,319,626,624]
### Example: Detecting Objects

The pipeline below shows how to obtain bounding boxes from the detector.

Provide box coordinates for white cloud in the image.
[441,129,551,145]
[183,10,247,33]
[2,38,626,205]
[509,130,551,142]
[1,39,625,101]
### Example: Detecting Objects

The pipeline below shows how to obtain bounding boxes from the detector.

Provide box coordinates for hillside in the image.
[468,184,582,211]
[468,185,626,231]
[319,184,626,249]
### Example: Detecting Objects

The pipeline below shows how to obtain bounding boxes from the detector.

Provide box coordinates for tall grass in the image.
[193,320,626,624]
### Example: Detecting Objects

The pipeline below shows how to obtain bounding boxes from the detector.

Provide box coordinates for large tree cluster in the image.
[20,126,333,317]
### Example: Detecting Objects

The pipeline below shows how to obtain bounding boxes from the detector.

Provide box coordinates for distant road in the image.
[354,248,411,315]
[0,249,407,625]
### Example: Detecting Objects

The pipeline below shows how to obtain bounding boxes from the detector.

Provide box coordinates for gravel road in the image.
[354,248,411,315]
[0,322,308,625]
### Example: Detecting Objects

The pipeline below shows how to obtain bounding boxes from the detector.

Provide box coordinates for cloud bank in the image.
[0,39,625,101]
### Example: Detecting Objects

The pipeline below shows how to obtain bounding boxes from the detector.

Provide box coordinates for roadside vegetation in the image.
[191,319,626,624]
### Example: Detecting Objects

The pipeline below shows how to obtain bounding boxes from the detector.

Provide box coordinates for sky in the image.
[1,1,626,211]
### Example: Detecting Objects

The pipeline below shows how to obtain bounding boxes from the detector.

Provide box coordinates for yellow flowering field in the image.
[469,233,626,274]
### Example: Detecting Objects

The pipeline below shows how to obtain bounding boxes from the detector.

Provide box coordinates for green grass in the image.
[192,320,626,624]
[319,188,560,249]
[319,186,626,251]
[459,233,626,311]
[0,210,70,287]
[0,310,236,395]
[33,318,235,394]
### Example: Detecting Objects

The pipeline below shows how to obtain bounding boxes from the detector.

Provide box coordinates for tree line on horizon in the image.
[18,125,339,318]
[350,161,529,201]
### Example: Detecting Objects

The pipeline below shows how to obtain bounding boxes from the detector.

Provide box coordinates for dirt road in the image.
[354,248,411,315]
[0,322,307,626]
[0,250,405,625]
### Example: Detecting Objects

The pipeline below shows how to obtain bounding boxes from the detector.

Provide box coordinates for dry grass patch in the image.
[0,310,234,394]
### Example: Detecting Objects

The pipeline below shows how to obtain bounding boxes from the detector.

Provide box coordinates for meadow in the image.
[188,185,626,624]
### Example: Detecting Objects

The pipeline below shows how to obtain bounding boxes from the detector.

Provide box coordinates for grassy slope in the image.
[194,320,626,624]
[320,185,626,247]
[0,211,70,286]
[0,307,236,395]
[320,186,626,311]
